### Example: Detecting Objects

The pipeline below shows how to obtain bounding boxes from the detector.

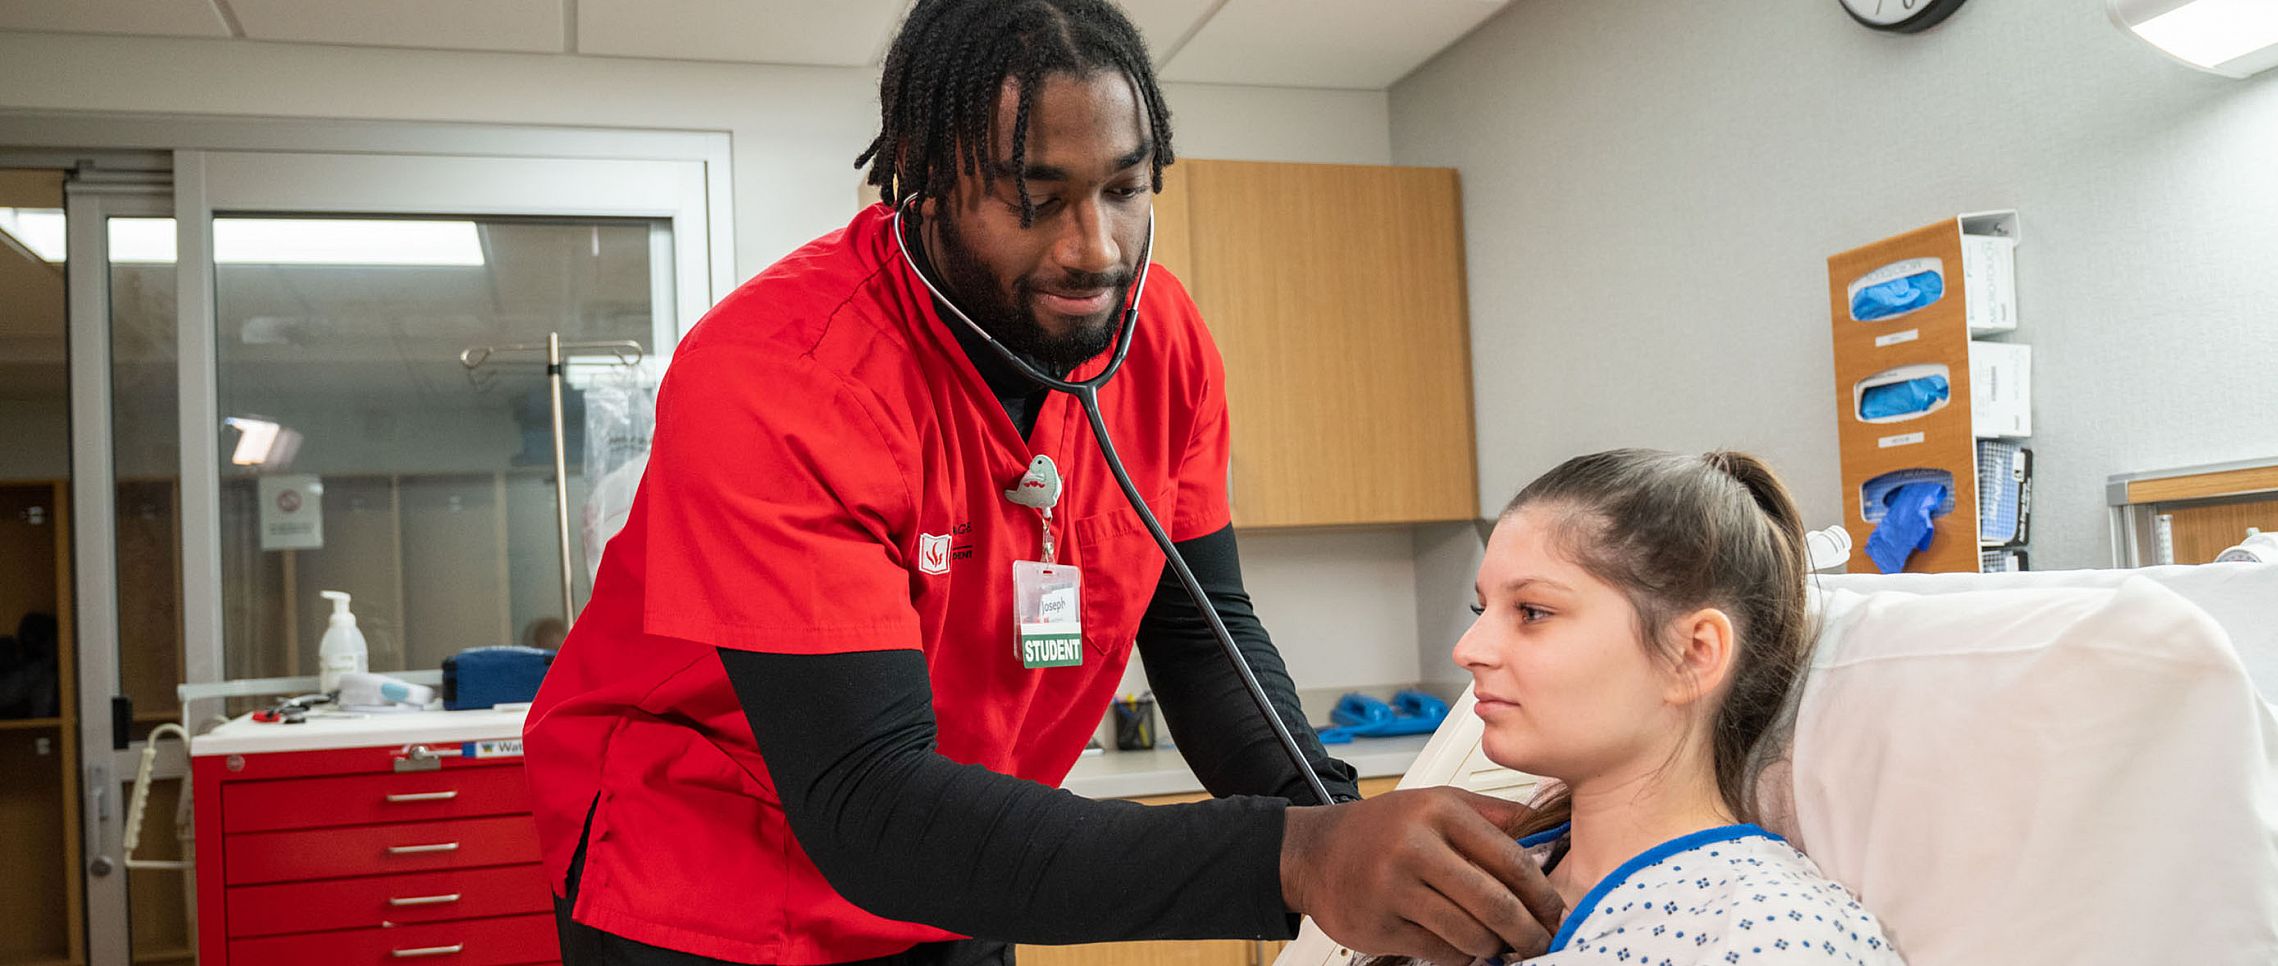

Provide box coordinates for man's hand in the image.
[1280,787,1564,965]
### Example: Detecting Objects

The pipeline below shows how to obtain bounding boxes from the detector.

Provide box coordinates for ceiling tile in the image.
[0,0,231,38]
[1160,0,1510,89]
[577,0,908,66]
[224,0,565,54]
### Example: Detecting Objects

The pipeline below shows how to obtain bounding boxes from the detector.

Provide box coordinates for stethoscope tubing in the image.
[892,200,1335,807]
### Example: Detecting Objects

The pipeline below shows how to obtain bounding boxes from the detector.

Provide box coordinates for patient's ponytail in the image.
[1498,449,1812,832]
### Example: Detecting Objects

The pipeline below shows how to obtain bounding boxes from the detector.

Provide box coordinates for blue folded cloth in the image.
[1851,270,1944,321]
[1860,375,1950,419]
[1865,481,1949,574]
[1317,689,1450,744]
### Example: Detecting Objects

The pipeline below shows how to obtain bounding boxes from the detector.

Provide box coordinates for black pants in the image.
[554,801,1013,966]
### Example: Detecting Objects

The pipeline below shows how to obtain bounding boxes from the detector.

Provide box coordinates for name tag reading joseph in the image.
[1013,559,1083,668]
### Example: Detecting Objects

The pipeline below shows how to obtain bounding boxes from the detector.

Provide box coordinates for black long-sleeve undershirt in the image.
[721,646,1291,944]
[717,528,1356,943]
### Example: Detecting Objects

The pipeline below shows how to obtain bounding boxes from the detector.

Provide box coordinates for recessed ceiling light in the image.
[0,212,487,267]
[2110,0,2278,78]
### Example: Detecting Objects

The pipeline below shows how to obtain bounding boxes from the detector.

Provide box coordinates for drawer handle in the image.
[386,842,462,855]
[386,790,460,803]
[387,893,463,907]
[391,943,465,958]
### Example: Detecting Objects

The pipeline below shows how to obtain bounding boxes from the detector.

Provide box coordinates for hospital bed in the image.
[1276,563,2278,965]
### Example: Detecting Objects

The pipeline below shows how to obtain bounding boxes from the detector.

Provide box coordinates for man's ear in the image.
[1664,607,1737,707]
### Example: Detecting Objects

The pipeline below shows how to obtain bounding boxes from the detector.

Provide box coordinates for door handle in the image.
[390,944,465,958]
[89,766,111,822]
[385,790,460,803]
[386,842,461,855]
[387,893,462,907]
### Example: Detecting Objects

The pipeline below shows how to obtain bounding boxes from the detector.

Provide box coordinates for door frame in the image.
[65,175,176,966]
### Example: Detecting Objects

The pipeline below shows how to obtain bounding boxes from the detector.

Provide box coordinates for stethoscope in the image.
[893,201,1336,807]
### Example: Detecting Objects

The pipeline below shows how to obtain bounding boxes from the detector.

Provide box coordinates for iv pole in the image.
[459,334,644,622]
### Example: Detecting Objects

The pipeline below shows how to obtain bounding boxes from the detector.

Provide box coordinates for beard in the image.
[931,212,1131,376]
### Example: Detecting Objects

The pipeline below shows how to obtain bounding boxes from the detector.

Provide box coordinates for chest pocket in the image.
[1062,487,1175,661]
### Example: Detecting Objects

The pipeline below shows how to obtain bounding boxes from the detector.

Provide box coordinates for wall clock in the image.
[1838,0,1969,33]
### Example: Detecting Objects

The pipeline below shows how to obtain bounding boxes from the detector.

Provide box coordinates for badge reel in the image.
[1006,455,1081,669]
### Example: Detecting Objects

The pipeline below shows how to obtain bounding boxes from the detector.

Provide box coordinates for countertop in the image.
[190,705,529,757]
[189,706,1436,801]
[1060,733,1433,799]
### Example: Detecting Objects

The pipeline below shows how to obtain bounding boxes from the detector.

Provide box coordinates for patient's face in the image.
[1453,507,1685,783]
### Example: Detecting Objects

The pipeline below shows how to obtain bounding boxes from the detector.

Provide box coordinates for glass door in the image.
[172,148,711,716]
[208,212,669,678]
[51,145,715,966]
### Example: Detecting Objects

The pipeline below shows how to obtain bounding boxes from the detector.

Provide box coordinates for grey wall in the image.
[1392,0,2278,570]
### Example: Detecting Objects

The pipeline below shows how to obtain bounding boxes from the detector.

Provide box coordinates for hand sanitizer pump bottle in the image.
[318,590,369,695]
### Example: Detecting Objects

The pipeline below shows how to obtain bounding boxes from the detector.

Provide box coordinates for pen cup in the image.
[1112,696,1156,751]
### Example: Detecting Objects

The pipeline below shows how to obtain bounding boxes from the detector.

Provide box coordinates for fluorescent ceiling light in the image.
[0,208,67,262]
[216,218,485,266]
[224,416,303,468]
[110,217,176,264]
[2,213,485,266]
[225,417,282,466]
[2111,0,2278,77]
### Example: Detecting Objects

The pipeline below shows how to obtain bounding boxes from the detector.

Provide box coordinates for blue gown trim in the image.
[1545,823,1784,953]
[1514,823,1571,849]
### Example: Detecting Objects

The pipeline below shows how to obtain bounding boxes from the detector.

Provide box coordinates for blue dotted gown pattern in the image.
[1519,824,1902,965]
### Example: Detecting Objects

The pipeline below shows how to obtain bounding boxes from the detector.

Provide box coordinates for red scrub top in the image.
[523,203,1234,964]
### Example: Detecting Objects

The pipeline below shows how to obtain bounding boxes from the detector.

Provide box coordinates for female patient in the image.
[1457,449,1900,964]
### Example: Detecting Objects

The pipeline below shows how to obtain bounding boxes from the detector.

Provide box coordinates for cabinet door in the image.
[1155,160,1478,528]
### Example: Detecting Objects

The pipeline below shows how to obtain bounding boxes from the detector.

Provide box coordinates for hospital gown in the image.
[1515,823,1902,965]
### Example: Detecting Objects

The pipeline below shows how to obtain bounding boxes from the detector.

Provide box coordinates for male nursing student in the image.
[522,2,1564,964]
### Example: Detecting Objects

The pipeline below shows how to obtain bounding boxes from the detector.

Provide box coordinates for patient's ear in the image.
[1663,608,1737,706]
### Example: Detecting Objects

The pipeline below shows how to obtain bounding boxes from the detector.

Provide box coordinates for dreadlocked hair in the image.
[857,0,1175,228]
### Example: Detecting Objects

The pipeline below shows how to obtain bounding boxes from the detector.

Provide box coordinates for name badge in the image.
[1013,560,1083,668]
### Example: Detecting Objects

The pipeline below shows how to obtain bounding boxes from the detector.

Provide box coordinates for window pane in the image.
[212,215,666,680]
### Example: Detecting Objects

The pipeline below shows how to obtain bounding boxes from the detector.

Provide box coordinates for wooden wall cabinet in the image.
[1150,160,1479,529]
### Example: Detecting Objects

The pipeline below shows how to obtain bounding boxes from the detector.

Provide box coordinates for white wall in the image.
[1392,0,2278,570]
[0,29,1421,694]
[1410,520,1486,693]
[0,31,1388,277]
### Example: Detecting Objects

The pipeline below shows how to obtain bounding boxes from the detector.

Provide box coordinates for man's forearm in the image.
[719,647,1301,943]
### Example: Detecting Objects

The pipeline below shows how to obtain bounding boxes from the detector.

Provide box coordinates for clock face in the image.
[1838,0,1968,32]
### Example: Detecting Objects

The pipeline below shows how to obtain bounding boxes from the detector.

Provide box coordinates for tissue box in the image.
[1968,341,2031,438]
[1960,232,2017,335]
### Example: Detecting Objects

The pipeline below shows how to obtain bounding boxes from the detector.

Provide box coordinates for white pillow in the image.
[1772,577,2278,964]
